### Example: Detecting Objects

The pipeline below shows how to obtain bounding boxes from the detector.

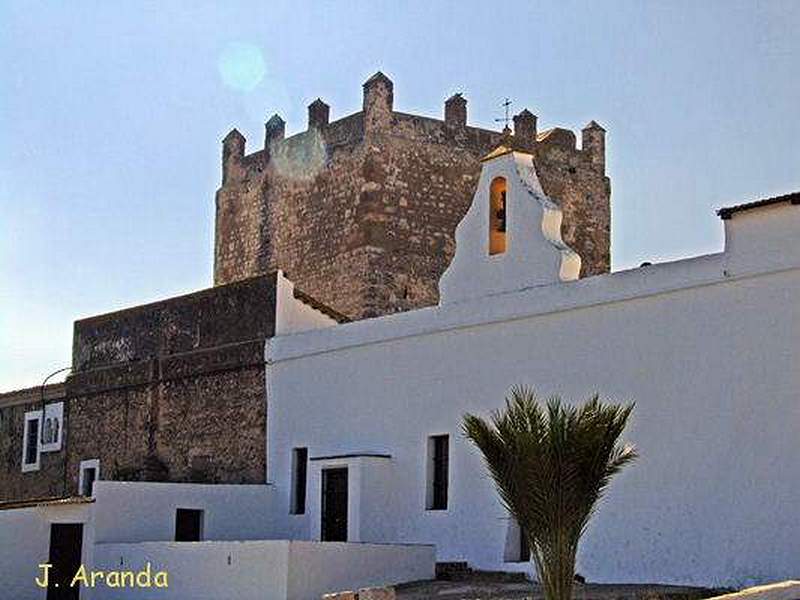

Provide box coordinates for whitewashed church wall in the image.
[266,206,800,587]
[724,204,800,275]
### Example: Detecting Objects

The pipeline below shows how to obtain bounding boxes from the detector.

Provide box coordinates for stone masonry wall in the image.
[0,385,68,502]
[65,345,266,492]
[0,275,278,502]
[214,73,611,319]
[62,274,277,493]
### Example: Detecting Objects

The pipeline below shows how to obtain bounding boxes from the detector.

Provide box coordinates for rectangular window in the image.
[79,459,100,497]
[519,526,531,562]
[427,434,449,510]
[291,447,308,514]
[504,519,531,563]
[175,509,204,542]
[82,468,96,496]
[40,402,64,452]
[22,412,41,472]
[25,420,39,465]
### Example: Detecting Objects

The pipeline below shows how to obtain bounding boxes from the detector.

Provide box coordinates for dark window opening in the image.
[81,468,97,497]
[497,190,507,232]
[519,526,531,562]
[174,509,204,542]
[25,419,39,465]
[428,434,449,510]
[291,448,308,515]
[189,455,211,483]
[489,177,508,255]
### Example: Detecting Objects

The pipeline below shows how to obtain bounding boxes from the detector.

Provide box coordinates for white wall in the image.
[303,456,394,543]
[0,503,92,600]
[93,481,275,543]
[286,541,435,599]
[92,540,290,600]
[266,203,800,587]
[275,270,339,335]
[90,540,434,600]
[439,150,579,305]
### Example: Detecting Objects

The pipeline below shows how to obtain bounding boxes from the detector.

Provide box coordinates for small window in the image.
[520,527,531,562]
[40,402,64,452]
[175,509,204,542]
[504,518,531,562]
[426,435,449,510]
[79,459,100,497]
[82,468,96,496]
[22,412,41,472]
[291,448,308,515]
[489,177,508,255]
[189,455,212,482]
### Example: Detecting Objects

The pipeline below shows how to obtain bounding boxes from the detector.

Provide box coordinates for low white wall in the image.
[287,541,435,599]
[93,481,275,543]
[92,540,290,600]
[0,507,51,600]
[91,540,434,600]
[0,503,92,600]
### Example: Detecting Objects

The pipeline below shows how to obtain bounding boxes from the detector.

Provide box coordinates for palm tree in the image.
[462,386,637,600]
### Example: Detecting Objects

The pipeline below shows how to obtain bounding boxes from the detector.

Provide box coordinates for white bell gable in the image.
[439,146,581,305]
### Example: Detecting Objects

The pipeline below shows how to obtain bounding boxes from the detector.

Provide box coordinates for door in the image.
[321,467,348,541]
[47,523,83,600]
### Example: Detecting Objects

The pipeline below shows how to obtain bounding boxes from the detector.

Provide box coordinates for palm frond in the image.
[463,387,637,600]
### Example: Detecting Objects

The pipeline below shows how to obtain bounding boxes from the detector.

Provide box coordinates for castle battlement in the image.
[222,72,605,183]
[214,72,610,320]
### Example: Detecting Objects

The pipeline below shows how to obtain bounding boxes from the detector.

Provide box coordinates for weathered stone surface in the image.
[0,384,68,502]
[214,74,611,320]
[1,276,279,501]
[62,274,277,492]
[707,581,800,600]
[322,592,358,600]
[359,587,396,600]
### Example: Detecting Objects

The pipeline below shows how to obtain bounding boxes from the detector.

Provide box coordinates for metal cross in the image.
[494,98,513,129]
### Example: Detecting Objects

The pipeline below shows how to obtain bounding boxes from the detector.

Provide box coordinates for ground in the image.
[396,577,724,600]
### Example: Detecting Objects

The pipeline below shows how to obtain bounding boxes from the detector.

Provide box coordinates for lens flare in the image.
[271,128,327,182]
[218,42,267,92]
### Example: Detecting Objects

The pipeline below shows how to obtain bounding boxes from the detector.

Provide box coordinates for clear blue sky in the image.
[1,1,798,391]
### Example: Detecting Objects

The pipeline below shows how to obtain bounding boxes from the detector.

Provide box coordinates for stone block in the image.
[358,587,396,600]
[322,591,358,600]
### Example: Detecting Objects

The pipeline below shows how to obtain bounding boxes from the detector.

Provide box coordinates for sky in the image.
[1,0,798,391]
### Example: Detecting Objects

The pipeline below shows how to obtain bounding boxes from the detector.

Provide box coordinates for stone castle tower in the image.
[214,72,610,319]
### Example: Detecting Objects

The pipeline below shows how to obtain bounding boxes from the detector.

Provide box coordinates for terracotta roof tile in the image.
[717,191,800,219]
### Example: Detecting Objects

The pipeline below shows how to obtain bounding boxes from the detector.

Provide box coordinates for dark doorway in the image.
[321,467,348,541]
[47,523,83,600]
[519,526,531,562]
[174,509,204,542]
[80,468,96,497]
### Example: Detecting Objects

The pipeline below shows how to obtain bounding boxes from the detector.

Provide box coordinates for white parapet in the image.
[707,581,800,600]
[90,540,435,600]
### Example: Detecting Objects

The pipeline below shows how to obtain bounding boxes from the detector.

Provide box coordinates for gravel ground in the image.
[395,578,723,600]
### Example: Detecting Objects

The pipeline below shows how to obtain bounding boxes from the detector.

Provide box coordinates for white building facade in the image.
[264,147,800,587]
